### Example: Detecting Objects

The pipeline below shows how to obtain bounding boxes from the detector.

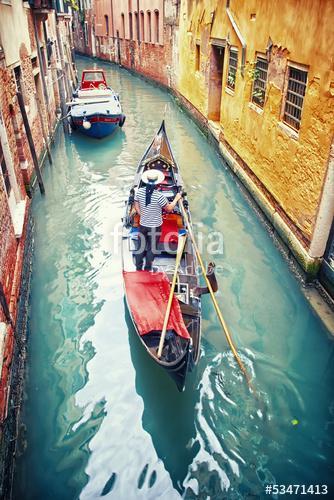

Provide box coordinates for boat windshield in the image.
[83,71,105,81]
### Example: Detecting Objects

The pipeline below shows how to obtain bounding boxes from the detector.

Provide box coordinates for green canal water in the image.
[13,56,334,499]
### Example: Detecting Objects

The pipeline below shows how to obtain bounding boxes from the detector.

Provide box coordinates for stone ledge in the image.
[218,141,320,277]
[248,101,264,115]
[12,199,27,239]
[278,121,299,141]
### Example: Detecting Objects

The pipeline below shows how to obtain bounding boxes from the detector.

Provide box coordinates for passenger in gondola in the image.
[134,169,181,271]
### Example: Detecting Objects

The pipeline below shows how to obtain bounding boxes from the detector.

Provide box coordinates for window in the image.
[195,43,200,71]
[140,11,145,41]
[83,71,105,81]
[227,48,238,91]
[121,14,125,38]
[251,55,268,108]
[84,21,89,46]
[105,15,109,36]
[147,11,152,43]
[154,10,159,43]
[283,65,308,131]
[129,12,133,39]
[134,12,138,40]
[0,143,11,196]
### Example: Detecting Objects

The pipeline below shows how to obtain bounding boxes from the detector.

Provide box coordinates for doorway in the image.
[207,44,225,122]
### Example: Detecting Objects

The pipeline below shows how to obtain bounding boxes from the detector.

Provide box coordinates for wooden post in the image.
[57,68,70,135]
[32,15,52,134]
[65,44,76,86]
[55,18,70,134]
[55,19,71,100]
[35,93,52,165]
[17,91,45,195]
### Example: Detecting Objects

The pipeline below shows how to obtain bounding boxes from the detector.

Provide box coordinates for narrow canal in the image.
[13,56,333,499]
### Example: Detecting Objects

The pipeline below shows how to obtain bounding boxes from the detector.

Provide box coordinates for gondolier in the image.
[134,169,181,271]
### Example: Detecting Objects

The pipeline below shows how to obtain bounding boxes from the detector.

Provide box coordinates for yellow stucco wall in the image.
[177,0,334,241]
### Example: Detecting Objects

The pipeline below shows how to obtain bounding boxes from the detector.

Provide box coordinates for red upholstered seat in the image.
[159,218,179,244]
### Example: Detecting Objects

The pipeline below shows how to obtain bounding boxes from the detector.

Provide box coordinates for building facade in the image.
[177,0,334,281]
[74,0,179,87]
[0,2,75,491]
[72,0,95,57]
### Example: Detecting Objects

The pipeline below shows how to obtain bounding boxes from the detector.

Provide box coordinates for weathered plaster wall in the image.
[177,0,334,245]
[0,1,32,66]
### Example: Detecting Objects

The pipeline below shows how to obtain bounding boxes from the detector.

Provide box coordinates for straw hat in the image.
[141,169,164,185]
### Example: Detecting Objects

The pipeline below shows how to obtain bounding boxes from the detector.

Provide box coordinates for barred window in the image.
[227,48,238,90]
[252,56,268,108]
[283,66,308,131]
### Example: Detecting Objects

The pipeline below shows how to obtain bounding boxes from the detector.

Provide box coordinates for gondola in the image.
[122,121,217,391]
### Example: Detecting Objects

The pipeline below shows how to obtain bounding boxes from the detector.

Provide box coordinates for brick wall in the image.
[0,10,75,425]
[94,23,175,88]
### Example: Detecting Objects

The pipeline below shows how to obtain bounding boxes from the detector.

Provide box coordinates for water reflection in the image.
[126,306,198,494]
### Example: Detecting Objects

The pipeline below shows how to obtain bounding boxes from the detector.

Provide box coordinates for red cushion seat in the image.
[159,218,179,244]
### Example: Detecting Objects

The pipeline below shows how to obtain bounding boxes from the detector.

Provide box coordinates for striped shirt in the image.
[135,187,168,227]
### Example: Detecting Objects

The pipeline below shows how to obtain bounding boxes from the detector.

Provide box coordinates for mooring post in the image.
[35,93,53,165]
[17,91,45,195]
[32,15,52,135]
[55,18,70,134]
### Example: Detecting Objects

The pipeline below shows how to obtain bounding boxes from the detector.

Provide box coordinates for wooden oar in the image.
[178,200,254,389]
[157,233,187,359]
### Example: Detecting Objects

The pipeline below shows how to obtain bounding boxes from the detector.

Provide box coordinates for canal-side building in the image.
[176,0,334,285]
[0,2,75,491]
[74,0,180,88]
[73,0,95,58]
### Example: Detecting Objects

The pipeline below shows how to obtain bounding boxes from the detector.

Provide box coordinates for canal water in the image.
[13,56,333,499]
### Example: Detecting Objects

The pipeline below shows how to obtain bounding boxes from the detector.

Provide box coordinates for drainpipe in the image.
[309,137,334,259]
[226,0,246,77]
